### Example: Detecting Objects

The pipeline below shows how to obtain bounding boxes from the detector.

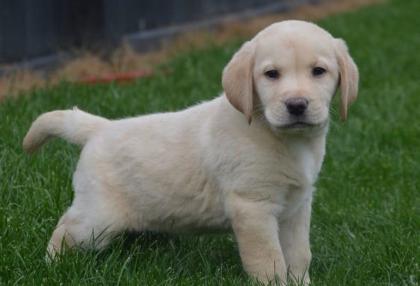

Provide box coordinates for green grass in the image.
[1,0,419,284]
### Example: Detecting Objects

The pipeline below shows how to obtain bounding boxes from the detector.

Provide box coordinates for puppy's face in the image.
[253,23,339,132]
[223,21,359,133]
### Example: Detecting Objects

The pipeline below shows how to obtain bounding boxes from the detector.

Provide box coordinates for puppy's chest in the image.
[273,141,322,217]
[286,140,322,185]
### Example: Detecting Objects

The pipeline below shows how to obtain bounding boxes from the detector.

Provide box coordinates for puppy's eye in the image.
[264,70,280,79]
[312,67,327,76]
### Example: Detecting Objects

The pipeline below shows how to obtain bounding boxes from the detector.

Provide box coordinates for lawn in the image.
[0,0,419,285]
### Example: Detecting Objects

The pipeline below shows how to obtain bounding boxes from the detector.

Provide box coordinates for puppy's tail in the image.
[23,107,110,153]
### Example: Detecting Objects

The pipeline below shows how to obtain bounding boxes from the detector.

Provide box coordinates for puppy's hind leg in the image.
[46,205,120,261]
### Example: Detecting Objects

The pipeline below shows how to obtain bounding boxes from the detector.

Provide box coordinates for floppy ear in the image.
[335,39,359,121]
[222,41,256,124]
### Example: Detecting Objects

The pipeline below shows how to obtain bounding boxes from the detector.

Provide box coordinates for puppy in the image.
[23,20,358,284]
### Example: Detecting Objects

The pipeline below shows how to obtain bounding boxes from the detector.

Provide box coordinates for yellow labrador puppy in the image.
[23,20,358,284]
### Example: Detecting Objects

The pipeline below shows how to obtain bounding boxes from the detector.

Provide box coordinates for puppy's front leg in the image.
[229,197,287,284]
[278,198,312,285]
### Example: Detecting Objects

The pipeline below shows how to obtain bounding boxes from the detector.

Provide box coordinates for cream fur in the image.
[23,20,358,285]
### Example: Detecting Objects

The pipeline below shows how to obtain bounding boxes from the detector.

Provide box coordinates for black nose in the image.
[285,97,309,116]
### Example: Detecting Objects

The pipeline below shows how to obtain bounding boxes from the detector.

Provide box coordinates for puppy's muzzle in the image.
[285,97,309,116]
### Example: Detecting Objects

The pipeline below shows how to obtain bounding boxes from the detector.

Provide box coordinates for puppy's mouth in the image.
[277,121,317,129]
[263,110,328,132]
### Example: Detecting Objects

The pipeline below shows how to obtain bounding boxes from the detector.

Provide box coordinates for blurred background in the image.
[0,0,377,98]
[0,0,307,64]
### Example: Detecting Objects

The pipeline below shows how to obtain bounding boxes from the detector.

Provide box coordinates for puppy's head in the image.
[222,20,359,133]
